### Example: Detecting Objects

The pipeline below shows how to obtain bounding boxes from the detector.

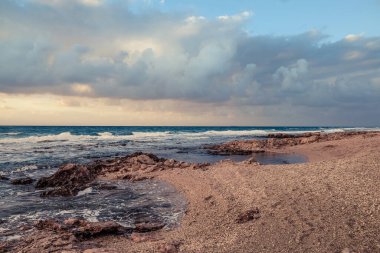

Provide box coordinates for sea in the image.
[0,126,378,240]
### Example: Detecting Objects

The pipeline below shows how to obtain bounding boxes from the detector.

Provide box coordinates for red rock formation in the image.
[35,152,209,197]
[10,177,34,185]
[207,131,375,155]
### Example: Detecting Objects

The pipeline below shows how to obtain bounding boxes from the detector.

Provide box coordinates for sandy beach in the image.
[2,0,380,251]
[3,132,380,253]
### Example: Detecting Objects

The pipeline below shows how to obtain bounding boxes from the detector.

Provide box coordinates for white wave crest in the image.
[77,187,93,196]
[0,132,78,143]
[14,165,38,172]
[201,130,270,136]
[1,132,21,136]
[97,132,114,137]
[0,132,129,143]
[0,128,378,144]
[130,131,171,138]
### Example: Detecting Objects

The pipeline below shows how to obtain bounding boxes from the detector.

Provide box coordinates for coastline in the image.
[2,131,380,252]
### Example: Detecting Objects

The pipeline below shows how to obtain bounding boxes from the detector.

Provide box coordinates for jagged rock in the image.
[130,176,152,182]
[134,222,165,233]
[180,162,190,168]
[129,154,158,165]
[83,248,118,253]
[64,218,82,226]
[35,152,208,197]
[145,165,159,172]
[0,242,10,253]
[35,219,131,240]
[9,230,77,253]
[40,186,77,197]
[236,208,261,223]
[130,232,152,243]
[36,163,95,197]
[95,184,118,191]
[11,177,34,185]
[241,157,259,165]
[208,131,374,155]
[35,219,63,231]
[37,164,93,188]
[190,163,210,170]
[157,241,182,253]
[73,221,128,239]
[0,175,9,181]
[122,174,134,180]
[164,159,176,167]
[207,148,254,155]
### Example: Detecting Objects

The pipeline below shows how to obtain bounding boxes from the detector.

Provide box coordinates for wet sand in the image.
[4,132,380,252]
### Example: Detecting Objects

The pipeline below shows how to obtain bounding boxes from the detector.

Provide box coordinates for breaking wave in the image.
[0,127,378,144]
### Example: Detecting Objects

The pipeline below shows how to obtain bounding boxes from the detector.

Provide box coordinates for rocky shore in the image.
[1,131,380,252]
[207,131,378,155]
[35,152,209,197]
[1,153,208,253]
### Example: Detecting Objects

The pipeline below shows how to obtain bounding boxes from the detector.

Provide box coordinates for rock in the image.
[180,162,190,168]
[131,164,141,171]
[83,248,118,253]
[11,230,77,253]
[40,187,76,197]
[191,163,210,170]
[157,241,181,253]
[130,176,151,182]
[130,233,155,243]
[35,152,207,197]
[34,219,63,231]
[64,218,82,226]
[36,164,95,197]
[95,183,118,191]
[73,221,127,239]
[207,148,253,156]
[207,131,371,155]
[164,159,175,167]
[145,165,158,172]
[34,219,131,240]
[128,153,161,165]
[134,222,165,233]
[0,243,9,253]
[10,177,34,185]
[241,157,259,165]
[0,175,9,181]
[136,155,157,165]
[236,208,261,223]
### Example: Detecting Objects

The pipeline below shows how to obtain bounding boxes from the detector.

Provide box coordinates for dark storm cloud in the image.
[0,0,380,123]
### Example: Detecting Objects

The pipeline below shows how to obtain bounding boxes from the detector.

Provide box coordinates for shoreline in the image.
[2,131,380,252]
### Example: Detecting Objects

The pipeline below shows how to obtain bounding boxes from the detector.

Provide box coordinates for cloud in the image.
[218,11,253,22]
[0,0,379,125]
[32,0,104,6]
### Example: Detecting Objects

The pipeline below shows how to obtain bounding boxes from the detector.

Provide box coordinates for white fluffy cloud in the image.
[0,0,380,124]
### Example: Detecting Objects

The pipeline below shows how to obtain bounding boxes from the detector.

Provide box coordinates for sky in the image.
[0,0,379,126]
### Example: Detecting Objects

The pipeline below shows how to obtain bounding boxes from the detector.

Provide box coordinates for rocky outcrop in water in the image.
[207,131,375,155]
[0,175,9,181]
[36,163,97,197]
[36,152,209,197]
[11,177,34,185]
